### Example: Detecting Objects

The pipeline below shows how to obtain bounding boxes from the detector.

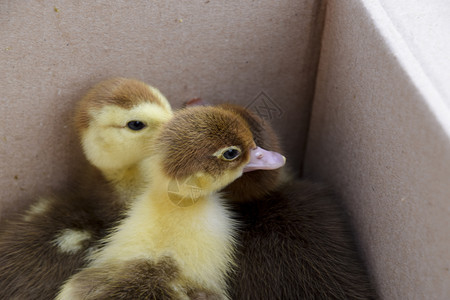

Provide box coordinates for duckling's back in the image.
[0,167,125,299]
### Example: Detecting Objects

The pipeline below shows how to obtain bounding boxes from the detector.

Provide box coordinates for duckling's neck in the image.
[90,171,236,298]
[151,175,211,209]
[103,165,147,203]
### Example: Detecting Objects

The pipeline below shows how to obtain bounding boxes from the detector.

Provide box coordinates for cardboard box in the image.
[305,1,450,299]
[1,0,448,298]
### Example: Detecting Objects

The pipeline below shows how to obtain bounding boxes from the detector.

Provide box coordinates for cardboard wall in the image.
[2,1,449,298]
[304,1,450,298]
[0,0,325,218]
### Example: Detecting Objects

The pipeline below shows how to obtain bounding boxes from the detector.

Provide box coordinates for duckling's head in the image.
[147,106,285,202]
[74,78,173,173]
[217,104,286,202]
[186,100,287,202]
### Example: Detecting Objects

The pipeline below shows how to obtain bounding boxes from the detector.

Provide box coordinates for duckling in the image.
[0,78,173,299]
[224,109,376,299]
[75,77,173,201]
[56,105,286,300]
[184,100,288,201]
[187,100,376,299]
[228,180,377,299]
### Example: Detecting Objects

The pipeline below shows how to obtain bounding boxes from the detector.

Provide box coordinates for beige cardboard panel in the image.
[305,0,450,299]
[0,1,324,218]
[379,0,450,104]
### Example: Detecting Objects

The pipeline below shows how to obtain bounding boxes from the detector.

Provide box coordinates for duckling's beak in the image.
[243,146,286,173]
[185,97,207,107]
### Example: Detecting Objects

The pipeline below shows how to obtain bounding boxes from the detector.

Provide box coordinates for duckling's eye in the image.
[127,121,146,131]
[221,148,241,161]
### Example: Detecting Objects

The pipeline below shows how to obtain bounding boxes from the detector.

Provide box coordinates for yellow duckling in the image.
[75,77,173,201]
[57,105,286,299]
[0,78,173,299]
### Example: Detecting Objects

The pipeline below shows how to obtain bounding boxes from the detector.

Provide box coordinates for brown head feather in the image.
[74,78,168,134]
[216,104,284,202]
[154,106,254,180]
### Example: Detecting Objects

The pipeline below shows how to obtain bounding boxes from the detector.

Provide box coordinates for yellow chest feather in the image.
[89,191,237,297]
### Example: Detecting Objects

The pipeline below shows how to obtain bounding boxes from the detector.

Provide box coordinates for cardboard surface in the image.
[379,0,450,105]
[2,0,449,298]
[0,0,325,218]
[304,1,450,298]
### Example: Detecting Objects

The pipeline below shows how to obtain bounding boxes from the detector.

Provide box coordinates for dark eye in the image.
[127,121,146,131]
[222,148,240,161]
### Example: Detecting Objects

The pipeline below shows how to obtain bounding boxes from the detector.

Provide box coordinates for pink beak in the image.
[186,98,209,106]
[243,146,286,173]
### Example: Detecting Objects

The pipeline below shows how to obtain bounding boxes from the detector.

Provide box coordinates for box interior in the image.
[1,1,449,298]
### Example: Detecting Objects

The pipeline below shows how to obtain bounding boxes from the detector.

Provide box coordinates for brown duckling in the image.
[189,100,377,299]
[56,105,286,300]
[0,78,173,299]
